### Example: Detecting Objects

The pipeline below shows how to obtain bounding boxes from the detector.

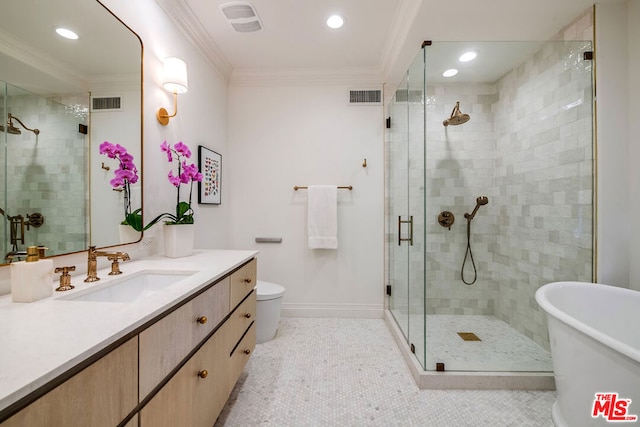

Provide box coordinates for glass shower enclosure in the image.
[387,40,594,373]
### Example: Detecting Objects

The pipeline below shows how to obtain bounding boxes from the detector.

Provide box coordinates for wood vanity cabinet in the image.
[0,257,257,427]
[138,276,231,398]
[0,337,138,427]
[139,257,257,427]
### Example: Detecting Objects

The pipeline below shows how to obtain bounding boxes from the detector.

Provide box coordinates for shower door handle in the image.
[398,215,413,246]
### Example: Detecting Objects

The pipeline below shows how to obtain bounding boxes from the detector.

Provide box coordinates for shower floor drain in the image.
[457,332,481,341]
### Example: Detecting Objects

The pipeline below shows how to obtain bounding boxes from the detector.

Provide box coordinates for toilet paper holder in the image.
[255,237,283,243]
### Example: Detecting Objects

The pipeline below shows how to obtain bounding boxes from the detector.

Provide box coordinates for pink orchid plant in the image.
[99,141,143,231]
[148,141,203,226]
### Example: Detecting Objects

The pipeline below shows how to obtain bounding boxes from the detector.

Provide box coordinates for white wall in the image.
[227,83,384,317]
[595,2,631,288]
[100,0,231,252]
[626,0,640,291]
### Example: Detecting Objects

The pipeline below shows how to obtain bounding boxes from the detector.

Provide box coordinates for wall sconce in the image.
[156,57,188,125]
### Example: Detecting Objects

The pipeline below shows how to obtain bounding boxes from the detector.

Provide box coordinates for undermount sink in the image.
[61,270,196,303]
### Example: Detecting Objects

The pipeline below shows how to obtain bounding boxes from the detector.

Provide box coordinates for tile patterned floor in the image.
[215,318,556,426]
[423,315,553,372]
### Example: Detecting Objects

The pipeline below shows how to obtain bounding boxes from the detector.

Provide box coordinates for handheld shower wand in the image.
[461,196,489,285]
[464,196,489,221]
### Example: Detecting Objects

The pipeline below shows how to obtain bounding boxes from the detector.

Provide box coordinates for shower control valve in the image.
[438,211,455,230]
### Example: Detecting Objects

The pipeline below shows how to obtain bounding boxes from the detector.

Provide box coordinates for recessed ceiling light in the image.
[55,27,79,40]
[459,51,478,62]
[326,15,344,29]
[442,69,458,77]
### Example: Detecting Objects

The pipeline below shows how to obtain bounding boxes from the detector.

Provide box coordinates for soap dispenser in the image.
[11,246,54,303]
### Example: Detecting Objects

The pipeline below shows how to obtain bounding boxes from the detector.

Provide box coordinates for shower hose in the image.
[461,219,477,285]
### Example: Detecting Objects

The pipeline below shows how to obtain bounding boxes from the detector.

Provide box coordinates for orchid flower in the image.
[144,141,203,227]
[99,141,141,229]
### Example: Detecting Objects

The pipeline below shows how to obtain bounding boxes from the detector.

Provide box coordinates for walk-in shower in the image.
[386,38,594,384]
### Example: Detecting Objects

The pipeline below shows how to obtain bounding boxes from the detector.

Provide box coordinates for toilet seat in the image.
[256,280,285,301]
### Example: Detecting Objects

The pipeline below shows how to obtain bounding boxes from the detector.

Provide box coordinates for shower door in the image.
[388,50,427,369]
[1,83,6,259]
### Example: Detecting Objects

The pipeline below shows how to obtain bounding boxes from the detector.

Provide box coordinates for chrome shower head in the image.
[443,101,470,127]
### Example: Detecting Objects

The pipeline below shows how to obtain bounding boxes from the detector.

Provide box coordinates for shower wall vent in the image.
[91,96,122,112]
[219,2,263,32]
[349,89,382,105]
[394,89,422,103]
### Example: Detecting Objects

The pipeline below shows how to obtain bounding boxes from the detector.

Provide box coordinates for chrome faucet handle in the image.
[55,266,76,291]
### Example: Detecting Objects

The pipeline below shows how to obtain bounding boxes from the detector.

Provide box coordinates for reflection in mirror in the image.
[1,82,88,259]
[0,0,142,264]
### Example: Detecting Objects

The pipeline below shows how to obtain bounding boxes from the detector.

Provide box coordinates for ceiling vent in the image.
[219,2,263,32]
[349,89,382,105]
[91,96,122,112]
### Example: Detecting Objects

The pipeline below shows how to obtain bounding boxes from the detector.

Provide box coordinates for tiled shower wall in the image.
[492,40,593,348]
[1,92,88,257]
[424,83,499,316]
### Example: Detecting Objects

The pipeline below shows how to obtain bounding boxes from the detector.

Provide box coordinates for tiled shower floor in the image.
[215,318,555,426]
[422,315,553,372]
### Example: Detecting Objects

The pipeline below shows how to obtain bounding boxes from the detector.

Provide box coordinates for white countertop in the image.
[0,249,258,413]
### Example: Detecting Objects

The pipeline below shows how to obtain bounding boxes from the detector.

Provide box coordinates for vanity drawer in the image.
[229,322,256,384]
[1,338,138,427]
[226,291,256,351]
[139,277,230,398]
[230,258,257,309]
[140,329,228,427]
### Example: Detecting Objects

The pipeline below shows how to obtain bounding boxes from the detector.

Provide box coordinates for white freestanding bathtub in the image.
[536,282,640,427]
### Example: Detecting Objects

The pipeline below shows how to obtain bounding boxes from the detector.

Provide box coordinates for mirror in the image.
[0,0,142,263]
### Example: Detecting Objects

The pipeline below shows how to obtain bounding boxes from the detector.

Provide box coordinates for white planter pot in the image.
[163,223,195,258]
[119,224,141,244]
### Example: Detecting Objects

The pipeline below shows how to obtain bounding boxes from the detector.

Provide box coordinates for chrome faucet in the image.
[85,246,130,282]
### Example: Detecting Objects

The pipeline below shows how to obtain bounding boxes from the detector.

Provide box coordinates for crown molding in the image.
[154,0,232,81]
[0,28,88,93]
[378,0,424,82]
[229,67,384,87]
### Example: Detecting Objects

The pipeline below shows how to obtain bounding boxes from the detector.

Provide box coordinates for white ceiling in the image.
[159,0,625,84]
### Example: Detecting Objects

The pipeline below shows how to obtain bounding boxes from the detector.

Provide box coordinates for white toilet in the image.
[256,280,285,343]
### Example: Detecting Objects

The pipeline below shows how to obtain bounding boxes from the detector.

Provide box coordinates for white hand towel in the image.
[307,185,338,249]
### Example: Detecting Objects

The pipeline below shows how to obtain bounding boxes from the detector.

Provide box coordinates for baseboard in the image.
[282,303,384,319]
[383,310,556,390]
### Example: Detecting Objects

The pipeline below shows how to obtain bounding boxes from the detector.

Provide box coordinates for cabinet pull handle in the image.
[198,370,208,379]
[197,316,208,324]
[243,349,251,355]
[244,277,252,284]
[244,313,252,319]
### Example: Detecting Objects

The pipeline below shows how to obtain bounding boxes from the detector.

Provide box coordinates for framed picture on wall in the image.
[198,146,221,205]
